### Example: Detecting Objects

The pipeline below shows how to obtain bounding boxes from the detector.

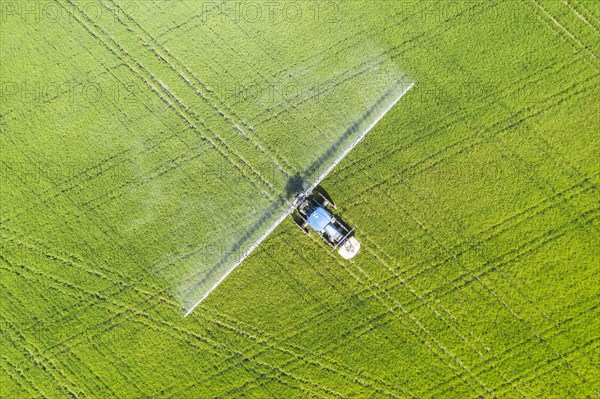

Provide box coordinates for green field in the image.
[1,0,599,398]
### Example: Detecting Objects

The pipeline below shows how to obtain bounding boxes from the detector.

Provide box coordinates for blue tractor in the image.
[294,192,360,259]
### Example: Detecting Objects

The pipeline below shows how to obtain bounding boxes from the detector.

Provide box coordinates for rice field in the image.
[1,0,599,398]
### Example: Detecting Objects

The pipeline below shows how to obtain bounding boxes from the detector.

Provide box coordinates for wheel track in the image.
[1,232,372,398]
[564,0,600,35]
[342,76,598,210]
[0,308,83,398]
[141,184,596,396]
[354,176,596,394]
[1,206,596,399]
[330,56,581,182]
[355,195,599,397]
[101,0,297,179]
[526,0,600,70]
[58,0,277,199]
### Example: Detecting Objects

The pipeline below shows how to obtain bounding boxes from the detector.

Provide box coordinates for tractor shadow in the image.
[285,173,304,199]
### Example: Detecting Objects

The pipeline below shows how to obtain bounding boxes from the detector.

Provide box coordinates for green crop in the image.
[1,0,598,398]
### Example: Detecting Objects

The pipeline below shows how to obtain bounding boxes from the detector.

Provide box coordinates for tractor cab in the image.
[307,206,343,242]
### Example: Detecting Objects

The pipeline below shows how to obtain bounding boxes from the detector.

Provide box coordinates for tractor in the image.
[293,191,360,259]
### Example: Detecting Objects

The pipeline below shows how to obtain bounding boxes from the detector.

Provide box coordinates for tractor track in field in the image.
[100,0,297,179]
[0,227,411,398]
[68,346,127,399]
[330,53,591,184]
[0,311,83,398]
[404,178,597,281]
[358,246,513,397]
[341,74,599,210]
[161,195,600,398]
[373,167,597,339]
[248,0,499,125]
[572,0,600,26]
[0,268,342,399]
[0,355,41,397]
[318,188,596,346]
[564,0,600,35]
[352,171,599,394]
[433,334,599,397]
[197,253,417,399]
[314,191,596,332]
[525,0,600,70]
[2,203,596,396]
[198,287,417,399]
[3,0,599,396]
[0,346,46,397]
[57,0,278,199]
[370,187,592,301]
[343,175,533,396]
